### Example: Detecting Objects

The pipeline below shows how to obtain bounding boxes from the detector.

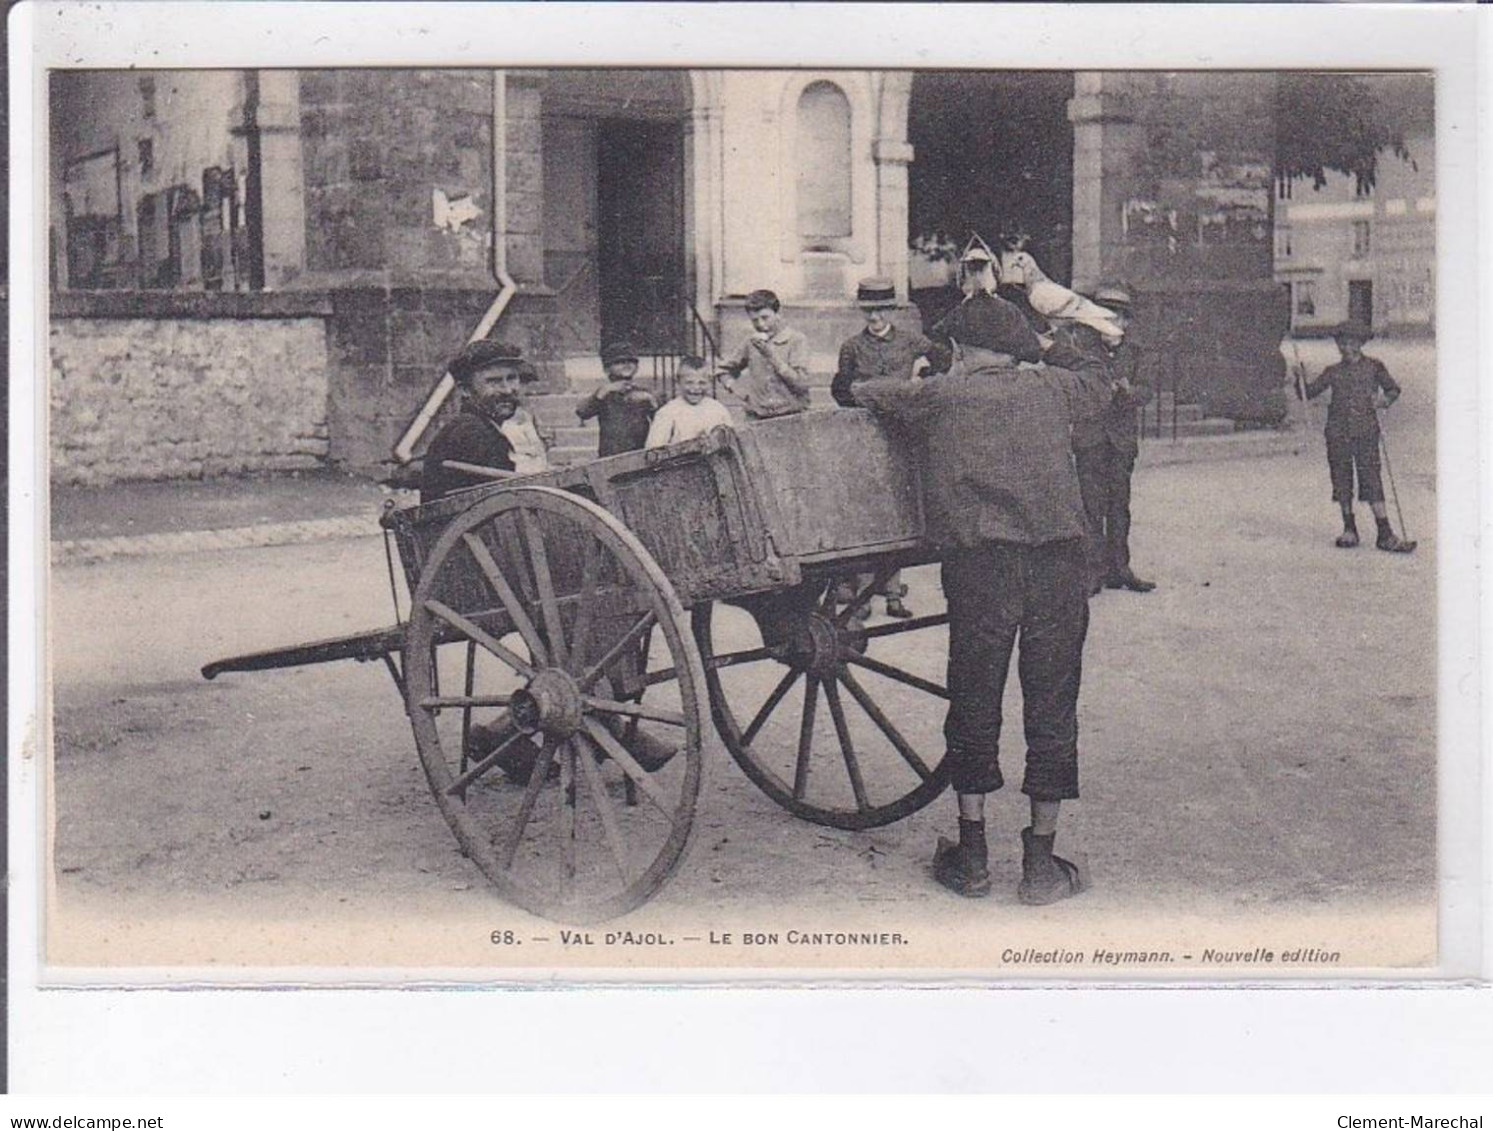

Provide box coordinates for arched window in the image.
[796,81,852,240]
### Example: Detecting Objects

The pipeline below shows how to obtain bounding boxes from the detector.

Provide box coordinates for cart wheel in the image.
[405,485,706,924]
[693,569,951,830]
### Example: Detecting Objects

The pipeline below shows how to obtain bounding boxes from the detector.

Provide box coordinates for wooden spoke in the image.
[641,644,778,690]
[841,651,949,700]
[817,579,839,615]
[834,568,895,627]
[407,485,706,921]
[446,722,521,798]
[498,739,560,870]
[460,640,476,770]
[574,734,633,884]
[836,666,933,781]
[742,667,803,748]
[425,599,537,680]
[861,613,949,639]
[707,645,778,672]
[822,679,871,812]
[516,508,569,669]
[793,676,819,801]
[421,694,513,710]
[583,696,686,728]
[559,737,577,892]
[581,718,674,821]
[463,532,548,665]
[577,611,658,693]
[567,541,603,672]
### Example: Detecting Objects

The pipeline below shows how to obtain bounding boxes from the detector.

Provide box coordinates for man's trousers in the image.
[1075,441,1137,586]
[940,538,1089,801]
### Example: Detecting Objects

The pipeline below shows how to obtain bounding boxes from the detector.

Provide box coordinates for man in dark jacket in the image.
[853,340,1109,906]
[421,340,537,503]
[1067,284,1156,593]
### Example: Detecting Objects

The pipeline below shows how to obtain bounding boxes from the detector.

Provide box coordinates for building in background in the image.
[1274,74,1434,336]
[50,68,1359,482]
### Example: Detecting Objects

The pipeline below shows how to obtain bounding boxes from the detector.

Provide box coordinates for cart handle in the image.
[442,460,520,481]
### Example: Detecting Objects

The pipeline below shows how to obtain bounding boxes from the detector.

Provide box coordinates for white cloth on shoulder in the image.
[500,408,550,474]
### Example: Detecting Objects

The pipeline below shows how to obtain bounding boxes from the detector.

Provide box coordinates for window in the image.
[137,138,154,179]
[1294,280,1316,317]
[1352,220,1371,257]
[796,81,852,240]
[1277,178,1293,201]
[1275,226,1292,259]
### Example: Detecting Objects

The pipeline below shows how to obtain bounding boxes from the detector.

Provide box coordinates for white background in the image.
[8,1,1490,1094]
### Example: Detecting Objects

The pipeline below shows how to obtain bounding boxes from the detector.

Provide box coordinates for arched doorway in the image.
[541,70,693,354]
[906,71,1075,325]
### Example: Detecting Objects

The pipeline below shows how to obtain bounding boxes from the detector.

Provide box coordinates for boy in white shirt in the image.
[645,357,734,449]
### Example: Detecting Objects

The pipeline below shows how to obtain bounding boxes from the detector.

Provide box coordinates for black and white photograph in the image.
[15,5,1481,999]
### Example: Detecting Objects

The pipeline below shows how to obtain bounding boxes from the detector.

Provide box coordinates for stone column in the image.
[872,138,913,302]
[1067,72,1141,293]
[1068,72,1288,424]
[503,70,546,288]
[250,70,307,289]
[298,69,506,468]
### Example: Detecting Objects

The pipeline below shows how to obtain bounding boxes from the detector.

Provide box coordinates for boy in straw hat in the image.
[1303,320,1415,553]
[831,277,939,618]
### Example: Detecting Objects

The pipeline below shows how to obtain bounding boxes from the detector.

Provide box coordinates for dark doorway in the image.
[907,72,1074,327]
[597,120,686,351]
[1348,280,1373,327]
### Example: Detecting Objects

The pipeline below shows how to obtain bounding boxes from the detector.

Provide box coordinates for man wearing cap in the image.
[831,277,938,619]
[421,339,540,503]
[1070,284,1156,593]
[576,340,659,458]
[852,306,1111,906]
[923,244,1047,375]
[1304,320,1415,552]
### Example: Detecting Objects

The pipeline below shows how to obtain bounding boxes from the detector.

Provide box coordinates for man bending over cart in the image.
[854,263,1110,904]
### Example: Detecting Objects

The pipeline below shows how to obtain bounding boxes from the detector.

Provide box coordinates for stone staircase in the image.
[531,358,1231,467]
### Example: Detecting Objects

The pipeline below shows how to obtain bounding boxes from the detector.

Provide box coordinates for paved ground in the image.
[41,342,1441,974]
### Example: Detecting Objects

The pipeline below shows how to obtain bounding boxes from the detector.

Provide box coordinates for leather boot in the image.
[1017,827,1089,906]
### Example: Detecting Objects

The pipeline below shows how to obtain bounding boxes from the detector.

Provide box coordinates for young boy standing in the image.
[1304,320,1415,553]
[645,356,734,449]
[576,340,659,457]
[718,289,812,420]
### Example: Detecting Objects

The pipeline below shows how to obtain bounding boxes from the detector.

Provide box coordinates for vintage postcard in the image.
[15,3,1484,994]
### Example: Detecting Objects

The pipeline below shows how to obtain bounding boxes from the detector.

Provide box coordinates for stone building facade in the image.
[1275,135,1435,336]
[50,67,1301,481]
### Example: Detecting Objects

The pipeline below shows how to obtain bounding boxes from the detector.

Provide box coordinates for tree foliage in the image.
[1276,74,1411,193]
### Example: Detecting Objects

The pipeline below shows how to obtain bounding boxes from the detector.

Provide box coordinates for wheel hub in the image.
[510,668,585,739]
[788,612,857,679]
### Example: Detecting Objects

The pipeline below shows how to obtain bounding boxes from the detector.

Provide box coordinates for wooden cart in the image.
[204,410,954,923]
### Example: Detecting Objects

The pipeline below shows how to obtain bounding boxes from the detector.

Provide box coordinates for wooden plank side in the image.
[738,410,924,559]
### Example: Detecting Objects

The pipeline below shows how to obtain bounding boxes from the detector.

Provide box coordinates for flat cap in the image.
[449,339,536,384]
[601,340,640,367]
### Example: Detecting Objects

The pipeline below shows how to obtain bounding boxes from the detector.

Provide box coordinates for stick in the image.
[443,460,519,482]
[1378,418,1410,540]
[1290,338,1319,439]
